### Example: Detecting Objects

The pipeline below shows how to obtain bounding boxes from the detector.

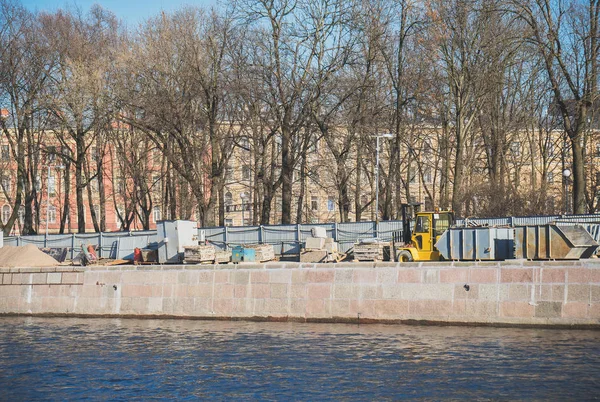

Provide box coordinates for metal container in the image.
[157,220,198,264]
[435,227,514,261]
[231,246,256,263]
[514,225,599,260]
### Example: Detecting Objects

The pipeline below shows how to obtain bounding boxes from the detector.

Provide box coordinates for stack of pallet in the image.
[184,245,216,264]
[214,250,232,264]
[353,241,390,262]
[245,244,275,262]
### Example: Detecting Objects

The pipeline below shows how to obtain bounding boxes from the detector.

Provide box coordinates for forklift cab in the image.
[399,210,453,261]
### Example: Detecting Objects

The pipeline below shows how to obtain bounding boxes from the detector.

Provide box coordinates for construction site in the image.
[0,206,599,268]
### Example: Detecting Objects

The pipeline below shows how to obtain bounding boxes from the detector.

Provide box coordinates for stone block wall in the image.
[0,260,599,327]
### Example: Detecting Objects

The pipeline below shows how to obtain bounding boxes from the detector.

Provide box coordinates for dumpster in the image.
[435,227,514,261]
[514,225,599,260]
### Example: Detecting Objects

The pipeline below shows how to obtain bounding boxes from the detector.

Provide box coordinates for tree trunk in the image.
[337,164,349,223]
[75,132,86,233]
[571,135,586,214]
[281,124,293,224]
[59,164,71,234]
[354,141,363,222]
[296,153,307,223]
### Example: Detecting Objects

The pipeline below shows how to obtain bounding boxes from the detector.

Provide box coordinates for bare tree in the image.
[40,5,119,233]
[118,7,240,227]
[513,0,600,214]
[0,0,50,235]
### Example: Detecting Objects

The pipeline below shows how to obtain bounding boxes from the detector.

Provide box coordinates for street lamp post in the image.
[240,192,247,226]
[46,164,65,236]
[373,133,394,223]
[563,168,571,215]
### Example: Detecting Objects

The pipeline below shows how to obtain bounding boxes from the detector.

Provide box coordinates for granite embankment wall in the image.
[1,261,599,327]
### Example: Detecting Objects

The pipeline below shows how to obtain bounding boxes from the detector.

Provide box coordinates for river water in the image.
[0,317,598,400]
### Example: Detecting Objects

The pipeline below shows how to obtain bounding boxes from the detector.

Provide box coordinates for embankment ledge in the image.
[1,260,599,328]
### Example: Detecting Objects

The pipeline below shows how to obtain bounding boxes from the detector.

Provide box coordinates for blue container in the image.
[435,227,514,261]
[232,246,256,263]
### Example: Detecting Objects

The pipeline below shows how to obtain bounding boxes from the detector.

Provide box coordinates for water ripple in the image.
[0,317,599,400]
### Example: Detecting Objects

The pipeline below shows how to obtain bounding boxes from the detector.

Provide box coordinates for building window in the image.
[425,196,433,211]
[242,165,251,181]
[47,146,56,162]
[423,168,432,184]
[596,143,600,157]
[151,175,161,194]
[225,192,233,212]
[35,175,41,191]
[91,177,99,192]
[225,218,233,227]
[240,136,250,150]
[311,196,318,211]
[511,142,521,156]
[409,169,417,184]
[547,171,554,184]
[93,204,101,220]
[1,205,10,223]
[61,146,71,158]
[48,205,56,223]
[18,206,24,224]
[422,141,432,157]
[1,145,9,161]
[226,167,234,182]
[327,196,335,211]
[116,177,124,193]
[116,206,124,224]
[547,143,554,157]
[48,172,55,195]
[309,139,319,153]
[1,176,10,194]
[153,206,161,222]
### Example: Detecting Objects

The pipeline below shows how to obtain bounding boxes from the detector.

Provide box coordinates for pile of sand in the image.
[0,244,59,268]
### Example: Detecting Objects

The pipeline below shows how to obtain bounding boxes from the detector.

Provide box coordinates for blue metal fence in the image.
[6,213,600,258]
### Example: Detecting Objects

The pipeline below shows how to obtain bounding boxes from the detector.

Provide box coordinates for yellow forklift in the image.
[394,204,454,262]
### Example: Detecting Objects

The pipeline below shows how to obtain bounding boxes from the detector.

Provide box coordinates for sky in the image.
[21,0,219,25]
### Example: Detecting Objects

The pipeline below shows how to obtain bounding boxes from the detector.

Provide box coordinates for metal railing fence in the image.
[5,213,600,258]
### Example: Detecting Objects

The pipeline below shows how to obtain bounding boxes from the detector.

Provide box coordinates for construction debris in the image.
[305,237,325,250]
[300,235,342,263]
[41,247,69,263]
[311,226,327,238]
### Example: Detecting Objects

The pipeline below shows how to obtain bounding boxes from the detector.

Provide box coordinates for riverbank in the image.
[1,260,599,328]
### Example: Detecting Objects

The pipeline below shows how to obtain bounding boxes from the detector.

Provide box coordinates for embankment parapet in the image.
[0,260,599,327]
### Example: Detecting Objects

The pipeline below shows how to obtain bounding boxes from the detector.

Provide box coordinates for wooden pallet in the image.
[352,242,389,261]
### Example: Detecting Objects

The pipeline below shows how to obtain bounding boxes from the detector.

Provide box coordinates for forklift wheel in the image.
[397,250,414,262]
